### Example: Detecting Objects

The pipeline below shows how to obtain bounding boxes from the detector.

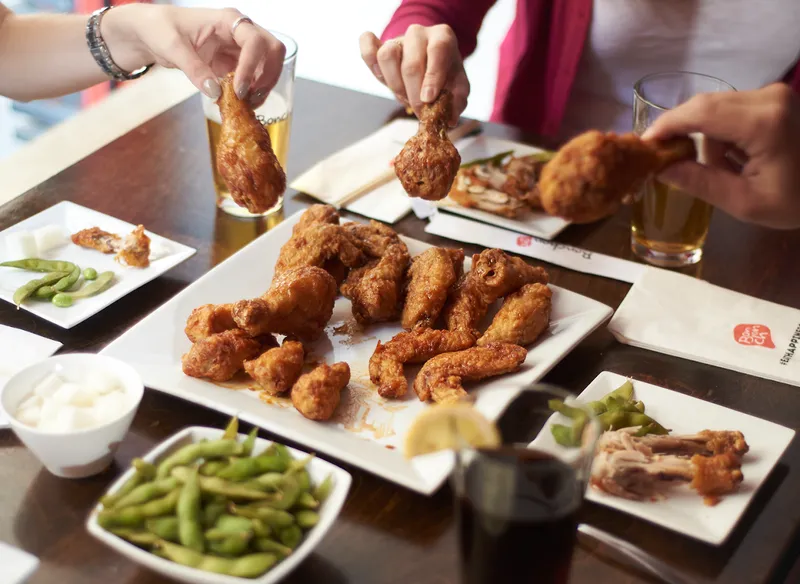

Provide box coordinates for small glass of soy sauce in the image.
[453,384,601,584]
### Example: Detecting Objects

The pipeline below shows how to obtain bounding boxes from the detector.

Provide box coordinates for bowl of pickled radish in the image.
[86,418,352,583]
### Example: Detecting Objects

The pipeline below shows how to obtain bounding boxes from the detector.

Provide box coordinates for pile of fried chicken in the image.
[182,204,553,421]
[591,428,750,506]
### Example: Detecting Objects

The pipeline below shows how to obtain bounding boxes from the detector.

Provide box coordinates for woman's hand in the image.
[360,24,469,125]
[103,4,286,105]
[644,83,800,229]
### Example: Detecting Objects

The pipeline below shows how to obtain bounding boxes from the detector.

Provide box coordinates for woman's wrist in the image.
[99,4,153,74]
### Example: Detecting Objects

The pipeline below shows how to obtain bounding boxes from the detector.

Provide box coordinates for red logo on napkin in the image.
[517,235,532,247]
[734,324,776,348]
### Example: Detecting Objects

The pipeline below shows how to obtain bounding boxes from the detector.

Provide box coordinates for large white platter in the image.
[0,201,196,328]
[100,209,612,494]
[531,371,796,545]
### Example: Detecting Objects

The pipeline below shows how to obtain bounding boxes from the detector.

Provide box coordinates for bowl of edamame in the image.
[86,418,352,583]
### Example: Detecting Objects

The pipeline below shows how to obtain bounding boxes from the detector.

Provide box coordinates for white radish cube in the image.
[5,231,38,258]
[84,369,121,395]
[72,406,98,430]
[93,391,127,423]
[38,399,63,431]
[17,393,43,411]
[68,386,98,408]
[33,373,65,399]
[32,225,68,253]
[51,405,80,433]
[51,382,81,405]
[16,404,42,427]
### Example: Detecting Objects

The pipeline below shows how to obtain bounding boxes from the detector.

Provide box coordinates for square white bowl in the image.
[86,426,352,584]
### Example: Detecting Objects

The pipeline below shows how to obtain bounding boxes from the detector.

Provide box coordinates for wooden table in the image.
[1,79,799,584]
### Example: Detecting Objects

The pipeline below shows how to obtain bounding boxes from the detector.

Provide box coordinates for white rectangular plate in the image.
[435,136,571,240]
[0,201,195,328]
[531,371,796,544]
[87,426,351,584]
[100,209,612,494]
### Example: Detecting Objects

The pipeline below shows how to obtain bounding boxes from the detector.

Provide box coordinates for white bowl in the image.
[0,353,143,478]
[86,426,352,584]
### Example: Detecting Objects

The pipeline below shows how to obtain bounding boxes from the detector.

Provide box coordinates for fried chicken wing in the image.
[293,204,340,233]
[539,130,696,223]
[478,283,552,346]
[232,266,337,341]
[181,329,262,382]
[369,328,476,399]
[115,224,151,268]
[402,247,464,330]
[394,89,461,201]
[185,303,237,342]
[275,223,364,277]
[71,227,121,254]
[339,221,410,324]
[413,343,527,403]
[216,73,286,214]
[291,362,350,421]
[244,340,305,396]
[444,249,549,334]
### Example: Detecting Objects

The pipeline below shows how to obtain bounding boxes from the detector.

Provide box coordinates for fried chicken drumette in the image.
[244,339,305,396]
[181,329,264,382]
[71,227,120,253]
[185,303,237,342]
[340,221,410,324]
[413,343,528,403]
[539,130,696,223]
[402,247,464,330]
[216,73,286,214]
[291,362,351,421]
[478,283,552,347]
[116,225,151,268]
[369,328,476,399]
[394,89,461,201]
[233,266,337,342]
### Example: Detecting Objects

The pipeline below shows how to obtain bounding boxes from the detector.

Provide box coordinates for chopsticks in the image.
[333,118,482,209]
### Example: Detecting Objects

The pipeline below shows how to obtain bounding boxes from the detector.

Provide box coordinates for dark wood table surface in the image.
[1,79,799,584]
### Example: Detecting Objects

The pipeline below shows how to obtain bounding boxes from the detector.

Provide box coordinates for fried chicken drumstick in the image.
[181,329,276,382]
[413,343,527,403]
[402,247,464,330]
[394,89,461,201]
[291,362,351,421]
[185,303,237,342]
[539,130,696,223]
[216,73,286,214]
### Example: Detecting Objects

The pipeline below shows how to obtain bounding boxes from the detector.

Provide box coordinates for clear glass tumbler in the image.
[632,71,735,267]
[202,30,297,218]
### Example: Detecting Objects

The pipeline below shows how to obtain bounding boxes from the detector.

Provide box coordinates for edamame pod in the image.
[145,517,180,542]
[252,537,292,558]
[97,489,180,528]
[114,477,180,509]
[177,468,204,553]
[311,474,333,503]
[295,510,319,530]
[156,440,244,479]
[171,466,269,501]
[278,525,303,549]
[157,540,277,578]
[12,271,68,306]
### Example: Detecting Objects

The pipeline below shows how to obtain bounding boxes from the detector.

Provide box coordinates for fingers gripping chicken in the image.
[394,89,461,201]
[216,73,286,214]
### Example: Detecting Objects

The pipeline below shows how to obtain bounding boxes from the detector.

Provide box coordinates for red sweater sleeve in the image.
[381,0,498,58]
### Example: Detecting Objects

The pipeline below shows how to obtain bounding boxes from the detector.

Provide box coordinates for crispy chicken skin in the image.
[402,247,464,330]
[503,153,551,209]
[291,362,350,421]
[185,303,237,342]
[478,283,552,346]
[394,89,461,201]
[369,328,476,399]
[539,130,696,223]
[232,266,337,342]
[340,221,410,325]
[244,340,305,396]
[216,73,286,214]
[116,225,151,268]
[598,428,749,459]
[275,223,364,277]
[413,343,527,403]
[293,204,340,233]
[444,249,549,334]
[71,227,121,254]
[181,329,262,382]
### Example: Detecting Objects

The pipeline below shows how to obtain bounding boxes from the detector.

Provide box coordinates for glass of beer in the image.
[453,385,601,584]
[632,71,735,267]
[202,30,297,218]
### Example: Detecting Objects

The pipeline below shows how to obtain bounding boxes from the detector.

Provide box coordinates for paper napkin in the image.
[608,268,800,386]
[0,325,62,428]
[425,213,647,283]
[0,542,39,583]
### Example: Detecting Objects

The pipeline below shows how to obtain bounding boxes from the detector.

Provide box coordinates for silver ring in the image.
[231,16,253,38]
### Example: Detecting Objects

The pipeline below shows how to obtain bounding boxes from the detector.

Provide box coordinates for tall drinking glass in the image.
[632,71,735,267]
[453,385,601,584]
[202,30,297,218]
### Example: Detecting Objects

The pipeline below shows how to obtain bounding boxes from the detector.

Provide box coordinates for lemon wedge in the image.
[404,403,501,458]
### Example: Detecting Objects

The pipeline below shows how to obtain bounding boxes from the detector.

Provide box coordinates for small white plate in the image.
[100,209,613,494]
[530,371,796,545]
[87,426,352,584]
[0,201,196,329]
[435,136,571,240]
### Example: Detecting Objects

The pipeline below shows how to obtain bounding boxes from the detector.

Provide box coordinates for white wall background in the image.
[0,0,515,159]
